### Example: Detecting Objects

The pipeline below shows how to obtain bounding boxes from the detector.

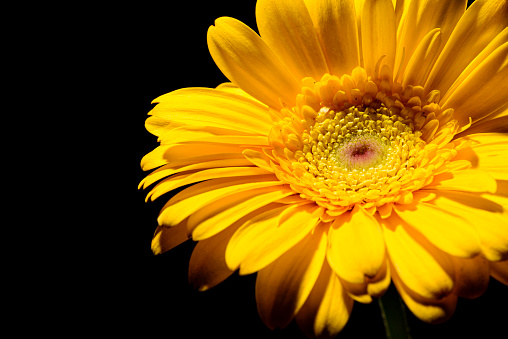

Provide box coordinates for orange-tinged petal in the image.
[255,225,328,329]
[256,0,329,81]
[451,255,490,299]
[454,133,508,180]
[157,175,282,226]
[338,258,391,303]
[242,149,275,173]
[189,186,296,240]
[441,28,508,105]
[327,206,385,284]
[424,169,497,194]
[490,260,508,286]
[391,262,457,324]
[151,220,190,255]
[361,0,396,77]
[402,28,442,87]
[393,201,481,258]
[381,213,455,300]
[146,167,273,202]
[188,221,241,291]
[441,42,508,127]
[148,87,272,136]
[226,203,322,274]
[306,0,360,76]
[395,0,466,82]
[413,190,508,261]
[295,261,354,339]
[139,157,251,190]
[425,0,508,97]
[207,17,300,110]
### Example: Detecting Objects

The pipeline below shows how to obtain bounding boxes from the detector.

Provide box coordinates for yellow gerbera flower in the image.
[140,0,508,337]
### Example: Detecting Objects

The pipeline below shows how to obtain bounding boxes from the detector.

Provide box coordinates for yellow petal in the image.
[441,28,508,105]
[451,256,490,299]
[441,42,508,127]
[327,206,385,284]
[425,0,508,97]
[391,262,457,324]
[139,157,251,190]
[207,17,300,109]
[255,225,327,329]
[295,261,354,339]
[454,133,508,180]
[361,0,396,77]
[146,167,273,202]
[149,87,272,136]
[188,223,240,291]
[151,220,190,255]
[242,149,275,173]
[395,0,466,82]
[306,0,360,76]
[226,203,322,274]
[414,190,508,261]
[157,175,282,226]
[338,258,391,303]
[402,28,442,87]
[142,143,245,172]
[457,114,508,135]
[381,213,455,299]
[190,186,296,240]
[256,0,329,81]
[490,260,508,286]
[140,145,171,171]
[393,200,481,258]
[424,169,497,193]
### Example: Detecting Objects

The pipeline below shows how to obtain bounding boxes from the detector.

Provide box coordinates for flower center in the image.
[267,67,463,216]
[299,102,425,202]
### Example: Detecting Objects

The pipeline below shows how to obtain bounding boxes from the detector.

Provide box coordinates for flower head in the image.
[141,0,508,337]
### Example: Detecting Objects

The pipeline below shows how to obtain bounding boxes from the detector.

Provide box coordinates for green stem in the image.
[378,285,412,339]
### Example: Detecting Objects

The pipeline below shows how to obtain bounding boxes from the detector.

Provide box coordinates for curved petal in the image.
[226,203,323,274]
[381,213,455,300]
[255,225,327,329]
[148,87,272,136]
[151,220,190,255]
[451,255,490,299]
[190,186,296,240]
[393,200,481,258]
[424,169,497,194]
[441,28,508,105]
[188,222,241,291]
[146,167,273,202]
[441,42,508,127]
[157,175,282,226]
[414,190,508,261]
[327,206,385,284]
[256,0,329,81]
[490,260,508,286]
[453,133,508,180]
[295,261,354,339]
[207,17,300,109]
[361,0,396,77]
[338,258,391,303]
[395,0,466,82]
[305,0,360,76]
[402,28,442,87]
[425,0,508,97]
[391,262,457,324]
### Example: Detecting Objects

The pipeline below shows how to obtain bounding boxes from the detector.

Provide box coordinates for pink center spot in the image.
[337,136,386,170]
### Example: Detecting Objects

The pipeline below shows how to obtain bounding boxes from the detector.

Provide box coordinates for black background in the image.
[121,0,508,338]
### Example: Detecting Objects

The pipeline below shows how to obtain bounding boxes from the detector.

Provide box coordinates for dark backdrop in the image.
[124,1,508,338]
